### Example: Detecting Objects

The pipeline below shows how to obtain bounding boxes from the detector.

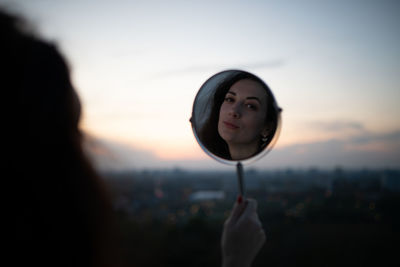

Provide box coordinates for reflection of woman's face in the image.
[218,79,268,158]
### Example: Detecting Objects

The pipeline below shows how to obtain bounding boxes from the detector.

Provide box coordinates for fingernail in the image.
[237,195,243,204]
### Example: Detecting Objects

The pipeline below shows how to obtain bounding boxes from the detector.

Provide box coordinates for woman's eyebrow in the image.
[246,96,261,103]
[227,91,261,103]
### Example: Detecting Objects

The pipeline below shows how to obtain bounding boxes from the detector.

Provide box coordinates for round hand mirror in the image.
[190,70,282,196]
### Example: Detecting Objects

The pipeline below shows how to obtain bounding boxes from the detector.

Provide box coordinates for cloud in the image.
[83,134,228,171]
[83,134,161,171]
[254,129,400,169]
[153,59,286,78]
[308,120,366,133]
[83,129,400,171]
[241,59,285,70]
[350,130,400,144]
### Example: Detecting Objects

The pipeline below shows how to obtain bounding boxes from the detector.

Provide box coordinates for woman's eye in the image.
[246,103,258,110]
[224,97,234,103]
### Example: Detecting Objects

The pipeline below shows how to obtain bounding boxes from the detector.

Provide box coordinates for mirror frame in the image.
[191,69,282,165]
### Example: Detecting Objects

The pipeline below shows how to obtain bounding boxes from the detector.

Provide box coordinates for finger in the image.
[260,228,266,239]
[227,197,248,224]
[258,229,266,247]
[242,198,257,217]
[248,198,258,211]
[237,199,259,225]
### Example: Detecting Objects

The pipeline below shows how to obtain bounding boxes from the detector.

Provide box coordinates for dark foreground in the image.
[103,169,400,267]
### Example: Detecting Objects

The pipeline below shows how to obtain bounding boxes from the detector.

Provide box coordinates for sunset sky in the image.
[3,0,400,170]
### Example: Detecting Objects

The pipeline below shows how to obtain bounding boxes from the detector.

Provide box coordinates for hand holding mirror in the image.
[191,70,282,197]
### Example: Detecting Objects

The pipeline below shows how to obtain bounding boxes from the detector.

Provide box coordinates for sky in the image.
[2,0,400,170]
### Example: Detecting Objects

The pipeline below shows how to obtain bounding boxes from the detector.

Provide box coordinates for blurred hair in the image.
[199,70,279,160]
[2,9,121,267]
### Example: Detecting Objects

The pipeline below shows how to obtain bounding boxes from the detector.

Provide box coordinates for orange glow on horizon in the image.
[344,142,397,153]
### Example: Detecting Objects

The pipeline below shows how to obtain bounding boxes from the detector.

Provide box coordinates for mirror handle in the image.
[236,162,245,197]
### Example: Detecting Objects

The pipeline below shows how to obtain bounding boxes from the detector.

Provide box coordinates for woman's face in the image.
[218,79,268,149]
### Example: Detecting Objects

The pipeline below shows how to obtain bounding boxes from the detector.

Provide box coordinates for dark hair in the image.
[3,9,121,267]
[199,70,279,160]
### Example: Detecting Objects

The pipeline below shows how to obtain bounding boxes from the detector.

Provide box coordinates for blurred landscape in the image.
[102,168,400,267]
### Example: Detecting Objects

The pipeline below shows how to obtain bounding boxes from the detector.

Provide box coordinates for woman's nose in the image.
[229,104,241,118]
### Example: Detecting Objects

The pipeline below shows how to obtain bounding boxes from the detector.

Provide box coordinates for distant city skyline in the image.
[3,0,400,170]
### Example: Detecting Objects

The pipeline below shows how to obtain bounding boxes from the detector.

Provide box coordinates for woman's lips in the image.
[223,121,239,129]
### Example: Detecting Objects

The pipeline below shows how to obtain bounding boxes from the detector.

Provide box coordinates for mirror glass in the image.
[191,70,282,165]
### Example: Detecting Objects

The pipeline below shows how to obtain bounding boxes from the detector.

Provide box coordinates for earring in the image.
[262,134,268,142]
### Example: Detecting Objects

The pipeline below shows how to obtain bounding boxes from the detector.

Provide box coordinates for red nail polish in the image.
[237,195,243,204]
